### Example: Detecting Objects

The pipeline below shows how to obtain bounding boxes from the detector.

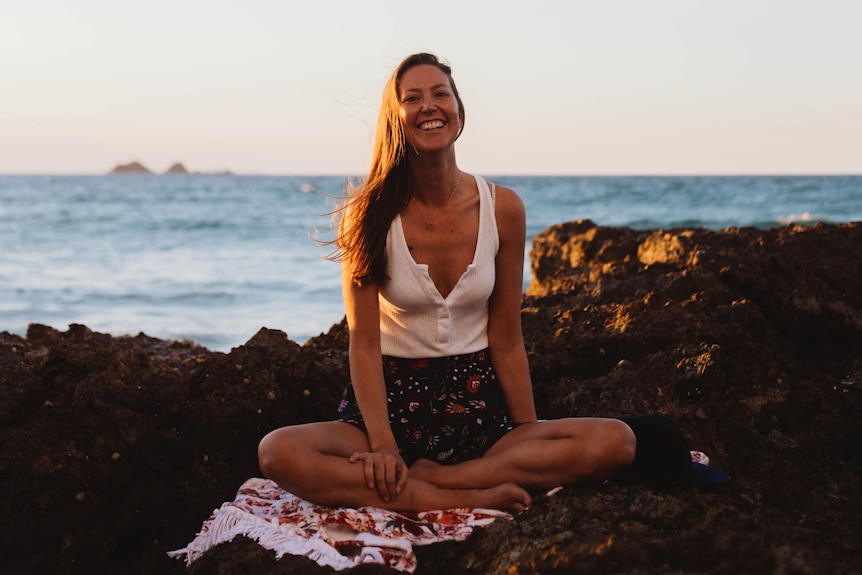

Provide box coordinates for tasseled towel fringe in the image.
[168,478,510,573]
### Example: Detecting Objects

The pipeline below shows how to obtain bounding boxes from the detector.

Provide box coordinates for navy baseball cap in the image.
[612,414,730,486]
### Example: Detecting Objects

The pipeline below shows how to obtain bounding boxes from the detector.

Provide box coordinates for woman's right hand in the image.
[349,447,408,503]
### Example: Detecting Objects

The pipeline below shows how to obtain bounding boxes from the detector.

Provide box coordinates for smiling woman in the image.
[398,64,465,154]
[256,52,640,513]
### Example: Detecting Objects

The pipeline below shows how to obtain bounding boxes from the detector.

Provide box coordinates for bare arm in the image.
[487,185,538,423]
[341,259,407,501]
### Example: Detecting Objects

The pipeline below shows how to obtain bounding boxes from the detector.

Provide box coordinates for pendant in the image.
[425,222,435,232]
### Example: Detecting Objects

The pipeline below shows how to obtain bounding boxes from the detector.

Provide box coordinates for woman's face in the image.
[397,64,462,154]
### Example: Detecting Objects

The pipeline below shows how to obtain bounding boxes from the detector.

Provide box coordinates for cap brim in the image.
[611,462,730,487]
[689,462,730,485]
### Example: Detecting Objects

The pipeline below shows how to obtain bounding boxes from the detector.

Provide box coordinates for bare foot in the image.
[409,458,440,470]
[408,458,441,483]
[471,482,532,514]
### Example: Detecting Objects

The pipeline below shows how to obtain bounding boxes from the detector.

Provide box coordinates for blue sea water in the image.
[1,174,860,351]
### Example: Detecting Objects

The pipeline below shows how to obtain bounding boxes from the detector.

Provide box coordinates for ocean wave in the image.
[775,212,816,226]
[4,174,860,351]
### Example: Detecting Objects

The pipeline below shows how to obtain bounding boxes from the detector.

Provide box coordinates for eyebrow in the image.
[402,83,450,93]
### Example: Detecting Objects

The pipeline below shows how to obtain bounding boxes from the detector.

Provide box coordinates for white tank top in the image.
[379,175,498,358]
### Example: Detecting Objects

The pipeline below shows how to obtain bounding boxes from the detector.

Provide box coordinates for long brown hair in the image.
[328,53,465,286]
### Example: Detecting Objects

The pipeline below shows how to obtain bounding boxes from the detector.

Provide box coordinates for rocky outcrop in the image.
[1,222,860,574]
[165,162,190,174]
[107,161,232,175]
[109,161,153,174]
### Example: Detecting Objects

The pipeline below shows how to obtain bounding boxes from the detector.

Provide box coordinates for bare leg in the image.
[409,418,636,490]
[258,421,531,512]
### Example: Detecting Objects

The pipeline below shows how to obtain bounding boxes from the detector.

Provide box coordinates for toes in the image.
[512,500,529,514]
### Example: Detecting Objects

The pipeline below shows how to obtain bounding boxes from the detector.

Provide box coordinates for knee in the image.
[592,419,637,477]
[257,428,296,480]
[610,419,637,469]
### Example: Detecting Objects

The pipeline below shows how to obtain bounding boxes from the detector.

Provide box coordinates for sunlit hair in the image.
[323,53,465,286]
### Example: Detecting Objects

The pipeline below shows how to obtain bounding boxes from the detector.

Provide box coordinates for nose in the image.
[420,98,437,112]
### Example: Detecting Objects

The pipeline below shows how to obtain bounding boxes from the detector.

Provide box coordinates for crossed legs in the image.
[257,421,531,513]
[408,418,636,491]
[257,417,635,513]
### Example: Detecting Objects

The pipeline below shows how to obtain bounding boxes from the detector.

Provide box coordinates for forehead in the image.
[398,64,452,93]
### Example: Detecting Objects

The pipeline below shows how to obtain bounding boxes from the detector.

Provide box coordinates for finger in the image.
[376,461,391,501]
[348,452,376,489]
[395,461,408,494]
[383,460,397,499]
[350,451,371,463]
[362,457,376,490]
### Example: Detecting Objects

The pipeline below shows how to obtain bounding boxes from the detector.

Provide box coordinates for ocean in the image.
[2,174,859,352]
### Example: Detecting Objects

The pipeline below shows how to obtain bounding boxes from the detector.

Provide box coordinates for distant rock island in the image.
[165,162,189,174]
[108,161,232,175]
[109,161,153,174]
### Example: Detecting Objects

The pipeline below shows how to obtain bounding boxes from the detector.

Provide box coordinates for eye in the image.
[402,94,420,104]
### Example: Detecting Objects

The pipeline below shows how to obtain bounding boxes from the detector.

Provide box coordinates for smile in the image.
[418,120,444,131]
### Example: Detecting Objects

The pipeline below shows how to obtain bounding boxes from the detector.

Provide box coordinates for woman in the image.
[258,53,636,513]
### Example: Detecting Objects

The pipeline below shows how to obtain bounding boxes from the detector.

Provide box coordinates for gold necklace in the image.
[412,173,460,232]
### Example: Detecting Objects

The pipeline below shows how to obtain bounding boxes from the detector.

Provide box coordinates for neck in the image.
[410,154,460,205]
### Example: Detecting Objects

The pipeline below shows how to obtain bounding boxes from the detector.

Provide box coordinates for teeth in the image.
[419,120,444,131]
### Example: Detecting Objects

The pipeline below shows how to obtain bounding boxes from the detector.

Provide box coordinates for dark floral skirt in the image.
[337,349,518,465]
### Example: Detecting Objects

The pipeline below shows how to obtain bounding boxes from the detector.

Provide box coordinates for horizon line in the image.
[2,171,861,178]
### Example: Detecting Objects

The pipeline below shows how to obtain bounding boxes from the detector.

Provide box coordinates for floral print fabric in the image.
[168,477,510,572]
[338,349,518,465]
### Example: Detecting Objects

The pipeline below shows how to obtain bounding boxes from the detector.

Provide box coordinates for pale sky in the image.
[2,0,860,175]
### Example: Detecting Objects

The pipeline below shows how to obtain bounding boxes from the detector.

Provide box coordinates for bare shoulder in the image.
[490,183,525,224]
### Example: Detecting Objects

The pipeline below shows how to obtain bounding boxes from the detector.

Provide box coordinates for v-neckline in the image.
[395,175,484,301]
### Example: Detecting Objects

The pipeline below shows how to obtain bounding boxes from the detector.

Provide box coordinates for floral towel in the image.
[168,477,511,573]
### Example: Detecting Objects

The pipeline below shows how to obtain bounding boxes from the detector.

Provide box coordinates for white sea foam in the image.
[776,212,815,225]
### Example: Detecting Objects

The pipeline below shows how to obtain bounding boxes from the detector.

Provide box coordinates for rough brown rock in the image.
[1,222,860,574]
